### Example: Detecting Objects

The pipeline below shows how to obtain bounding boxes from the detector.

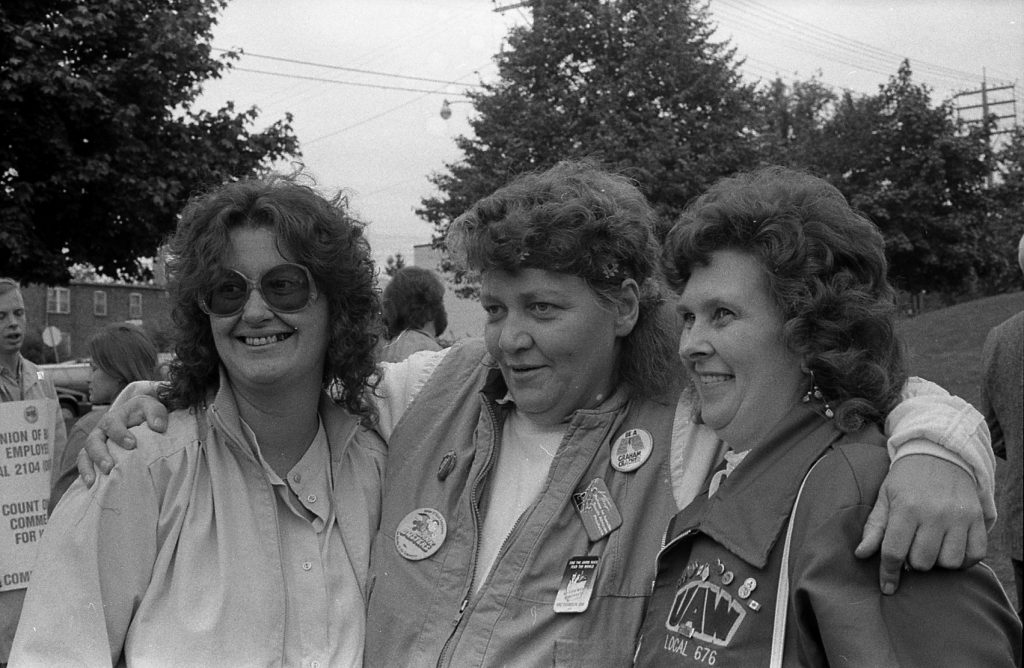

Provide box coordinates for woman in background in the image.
[379,265,448,362]
[49,322,160,508]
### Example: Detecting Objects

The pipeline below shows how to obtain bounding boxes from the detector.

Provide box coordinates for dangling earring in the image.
[801,369,834,419]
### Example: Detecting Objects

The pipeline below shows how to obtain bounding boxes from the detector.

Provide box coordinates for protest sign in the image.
[0,399,54,591]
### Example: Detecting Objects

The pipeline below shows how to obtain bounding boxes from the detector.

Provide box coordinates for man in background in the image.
[0,278,67,665]
[980,234,1024,616]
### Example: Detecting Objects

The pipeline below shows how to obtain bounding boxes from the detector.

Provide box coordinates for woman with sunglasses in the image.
[10,175,385,666]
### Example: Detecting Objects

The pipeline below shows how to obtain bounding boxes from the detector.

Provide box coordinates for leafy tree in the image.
[781,62,993,294]
[993,126,1024,206]
[752,74,836,166]
[1,0,300,284]
[419,0,759,289]
[984,126,1024,291]
[383,252,406,277]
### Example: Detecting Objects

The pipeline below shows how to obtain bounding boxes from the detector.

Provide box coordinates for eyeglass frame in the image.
[197,262,319,317]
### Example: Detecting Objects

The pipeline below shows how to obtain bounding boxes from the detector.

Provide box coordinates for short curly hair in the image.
[447,160,679,399]
[662,166,906,432]
[161,174,380,420]
[382,266,448,339]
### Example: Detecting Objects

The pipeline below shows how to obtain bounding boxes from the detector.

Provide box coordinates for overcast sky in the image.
[196,0,1023,268]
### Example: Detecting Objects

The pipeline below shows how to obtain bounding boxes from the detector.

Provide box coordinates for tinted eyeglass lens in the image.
[206,274,250,315]
[202,264,312,316]
[260,264,310,312]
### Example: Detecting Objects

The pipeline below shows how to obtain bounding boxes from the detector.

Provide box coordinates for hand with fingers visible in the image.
[78,382,169,486]
[855,453,986,595]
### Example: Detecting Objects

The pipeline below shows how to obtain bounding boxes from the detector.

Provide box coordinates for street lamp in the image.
[439,98,472,120]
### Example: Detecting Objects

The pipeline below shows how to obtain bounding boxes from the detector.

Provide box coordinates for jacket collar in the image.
[669,404,842,568]
[480,363,632,423]
[206,367,358,466]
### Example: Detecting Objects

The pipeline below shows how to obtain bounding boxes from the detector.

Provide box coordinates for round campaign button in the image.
[395,508,448,561]
[610,428,653,472]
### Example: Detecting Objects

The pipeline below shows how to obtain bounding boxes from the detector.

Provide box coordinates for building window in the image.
[93,291,108,316]
[129,293,143,319]
[46,287,70,314]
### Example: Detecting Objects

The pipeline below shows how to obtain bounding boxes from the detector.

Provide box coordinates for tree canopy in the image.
[421,0,1017,298]
[764,62,998,293]
[418,0,759,271]
[1,0,300,284]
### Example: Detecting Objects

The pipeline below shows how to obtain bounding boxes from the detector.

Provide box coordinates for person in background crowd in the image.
[0,278,68,666]
[635,166,1019,666]
[379,265,448,362]
[77,162,995,667]
[10,175,386,666]
[981,232,1024,616]
[49,322,160,509]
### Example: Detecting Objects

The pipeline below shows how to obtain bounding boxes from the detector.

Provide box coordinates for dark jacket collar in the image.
[669,404,843,568]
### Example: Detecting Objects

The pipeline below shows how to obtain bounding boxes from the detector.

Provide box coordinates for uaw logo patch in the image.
[665,579,746,646]
[24,405,39,424]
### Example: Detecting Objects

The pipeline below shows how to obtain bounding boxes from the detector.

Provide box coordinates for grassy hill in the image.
[898,290,1022,609]
[897,290,1024,408]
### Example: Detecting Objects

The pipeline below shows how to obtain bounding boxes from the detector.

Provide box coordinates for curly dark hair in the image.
[447,160,680,399]
[160,174,381,420]
[662,166,907,432]
[382,266,448,339]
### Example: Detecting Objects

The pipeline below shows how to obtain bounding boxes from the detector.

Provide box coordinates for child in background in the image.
[49,323,159,508]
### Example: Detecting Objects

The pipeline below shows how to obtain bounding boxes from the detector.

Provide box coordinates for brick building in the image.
[16,281,172,361]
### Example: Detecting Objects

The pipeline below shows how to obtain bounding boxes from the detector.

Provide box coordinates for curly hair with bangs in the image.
[662,166,906,432]
[160,174,380,420]
[446,160,680,399]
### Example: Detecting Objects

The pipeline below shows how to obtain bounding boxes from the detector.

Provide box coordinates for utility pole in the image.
[953,71,1018,186]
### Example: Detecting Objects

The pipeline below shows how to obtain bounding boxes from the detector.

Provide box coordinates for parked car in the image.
[39,361,92,421]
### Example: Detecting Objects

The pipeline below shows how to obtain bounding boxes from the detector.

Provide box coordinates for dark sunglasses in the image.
[199,263,318,317]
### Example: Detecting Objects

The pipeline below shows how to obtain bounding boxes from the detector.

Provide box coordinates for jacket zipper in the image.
[436,397,501,668]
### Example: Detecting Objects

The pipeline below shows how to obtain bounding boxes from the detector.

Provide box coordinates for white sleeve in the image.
[885,376,996,527]
[374,348,451,442]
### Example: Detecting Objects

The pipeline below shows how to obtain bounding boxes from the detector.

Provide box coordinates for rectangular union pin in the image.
[553,555,599,614]
[572,477,623,542]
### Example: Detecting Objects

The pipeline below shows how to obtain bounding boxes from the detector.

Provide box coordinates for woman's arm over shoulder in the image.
[791,446,1021,667]
[886,376,995,525]
[374,347,452,441]
[11,426,163,666]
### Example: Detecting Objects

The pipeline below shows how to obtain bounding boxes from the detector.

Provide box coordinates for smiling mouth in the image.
[239,332,293,347]
[697,373,732,385]
[508,364,544,372]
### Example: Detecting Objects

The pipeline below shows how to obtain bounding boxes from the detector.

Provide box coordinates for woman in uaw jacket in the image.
[634,168,1021,666]
[362,161,999,667]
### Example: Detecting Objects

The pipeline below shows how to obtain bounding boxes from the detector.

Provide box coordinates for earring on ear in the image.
[801,368,834,419]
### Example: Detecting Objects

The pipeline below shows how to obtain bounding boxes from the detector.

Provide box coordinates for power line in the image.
[712,0,1015,90]
[215,47,483,88]
[231,66,473,96]
[304,92,434,145]
[304,62,489,145]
